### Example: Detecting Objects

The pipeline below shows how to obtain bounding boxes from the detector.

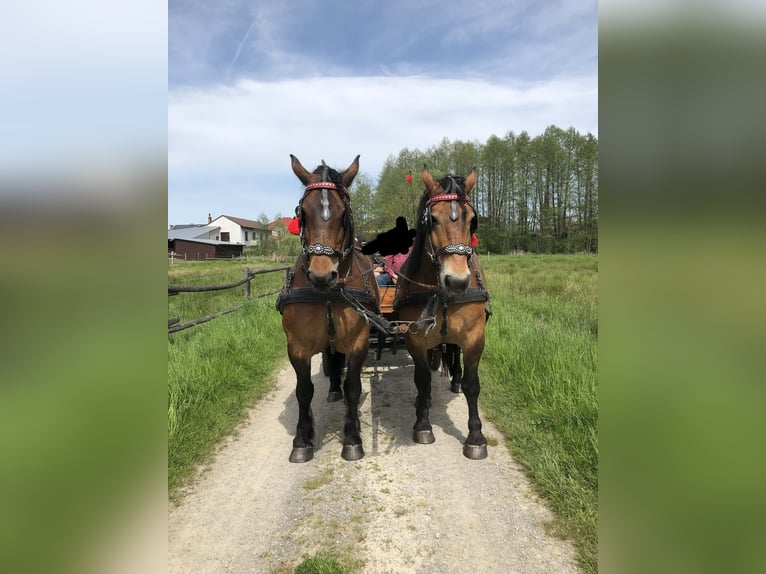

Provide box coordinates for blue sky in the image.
[168,0,597,226]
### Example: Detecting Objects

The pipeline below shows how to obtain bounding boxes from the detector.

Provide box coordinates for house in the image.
[209,214,271,246]
[168,223,244,260]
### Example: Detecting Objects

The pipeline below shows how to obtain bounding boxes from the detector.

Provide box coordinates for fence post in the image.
[244,268,251,298]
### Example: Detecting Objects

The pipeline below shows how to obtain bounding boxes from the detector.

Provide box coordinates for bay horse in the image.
[394,166,491,459]
[276,155,379,463]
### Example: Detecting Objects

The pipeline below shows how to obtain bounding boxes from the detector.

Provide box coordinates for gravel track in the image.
[168,350,580,574]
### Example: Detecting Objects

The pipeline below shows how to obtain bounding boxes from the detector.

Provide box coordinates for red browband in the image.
[427,193,462,206]
[304,182,338,191]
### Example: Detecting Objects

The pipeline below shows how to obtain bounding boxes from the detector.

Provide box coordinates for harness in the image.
[296,165,355,266]
[277,167,377,353]
[394,175,492,349]
[276,170,491,353]
[421,176,477,267]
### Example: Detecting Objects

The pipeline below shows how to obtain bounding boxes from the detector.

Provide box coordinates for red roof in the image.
[269,217,293,228]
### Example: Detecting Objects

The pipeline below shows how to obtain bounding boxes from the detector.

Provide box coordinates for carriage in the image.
[277,155,490,463]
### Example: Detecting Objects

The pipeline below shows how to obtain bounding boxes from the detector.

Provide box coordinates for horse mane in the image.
[400,174,468,279]
[311,164,343,186]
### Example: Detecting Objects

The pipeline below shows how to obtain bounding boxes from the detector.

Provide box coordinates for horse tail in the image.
[440,344,460,378]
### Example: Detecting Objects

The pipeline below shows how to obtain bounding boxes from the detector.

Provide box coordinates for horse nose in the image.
[307,269,338,291]
[443,273,470,295]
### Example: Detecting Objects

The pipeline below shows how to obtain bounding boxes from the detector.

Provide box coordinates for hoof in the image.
[463,443,488,460]
[450,382,461,394]
[326,390,344,402]
[341,444,364,461]
[413,429,435,444]
[289,446,314,463]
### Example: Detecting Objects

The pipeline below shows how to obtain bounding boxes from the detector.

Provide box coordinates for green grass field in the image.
[168,254,597,572]
[480,254,597,573]
[168,259,289,495]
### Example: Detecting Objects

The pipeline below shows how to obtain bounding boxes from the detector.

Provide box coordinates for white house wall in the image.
[211,217,268,246]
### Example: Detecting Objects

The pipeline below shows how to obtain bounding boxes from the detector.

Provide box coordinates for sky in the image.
[168,0,598,226]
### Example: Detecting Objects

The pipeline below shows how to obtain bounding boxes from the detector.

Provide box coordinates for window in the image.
[245,231,249,241]
[221,232,230,242]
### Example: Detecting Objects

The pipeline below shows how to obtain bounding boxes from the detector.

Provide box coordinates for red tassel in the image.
[288,216,301,236]
[471,234,479,247]
[405,172,413,183]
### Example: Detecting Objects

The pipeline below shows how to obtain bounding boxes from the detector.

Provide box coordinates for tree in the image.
[368,126,597,254]
[348,173,375,240]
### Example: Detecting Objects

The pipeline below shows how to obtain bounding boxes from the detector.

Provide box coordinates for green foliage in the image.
[481,254,598,572]
[366,126,597,254]
[294,552,353,574]
[168,260,289,495]
[348,173,375,240]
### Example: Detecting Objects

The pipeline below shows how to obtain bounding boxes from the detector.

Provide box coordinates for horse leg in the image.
[326,349,345,402]
[340,349,365,461]
[288,354,315,463]
[412,353,435,444]
[461,350,487,460]
[448,344,462,394]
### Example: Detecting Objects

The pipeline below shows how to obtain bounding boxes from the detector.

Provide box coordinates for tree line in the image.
[350,125,598,254]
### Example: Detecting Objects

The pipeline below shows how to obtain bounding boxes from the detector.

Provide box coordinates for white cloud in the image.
[169,74,597,182]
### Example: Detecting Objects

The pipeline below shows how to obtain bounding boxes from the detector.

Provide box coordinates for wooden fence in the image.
[168,265,291,333]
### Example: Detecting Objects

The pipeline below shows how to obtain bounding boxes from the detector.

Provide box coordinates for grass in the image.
[167,254,598,572]
[168,257,289,496]
[294,551,357,574]
[480,253,598,573]
[303,468,335,491]
[168,258,287,324]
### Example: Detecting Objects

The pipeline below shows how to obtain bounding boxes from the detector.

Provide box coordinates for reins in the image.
[373,256,438,291]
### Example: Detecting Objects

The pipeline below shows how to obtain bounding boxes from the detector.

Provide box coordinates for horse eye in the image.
[431,215,440,226]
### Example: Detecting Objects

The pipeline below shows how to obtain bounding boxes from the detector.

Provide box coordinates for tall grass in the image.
[168,259,288,495]
[480,254,598,573]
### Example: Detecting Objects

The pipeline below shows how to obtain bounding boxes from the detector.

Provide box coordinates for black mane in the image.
[311,164,343,186]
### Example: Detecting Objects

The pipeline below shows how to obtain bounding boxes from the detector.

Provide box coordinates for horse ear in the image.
[341,155,360,188]
[422,165,441,195]
[464,166,478,194]
[290,154,315,185]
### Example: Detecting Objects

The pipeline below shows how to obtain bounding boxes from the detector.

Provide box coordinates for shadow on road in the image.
[276,349,468,461]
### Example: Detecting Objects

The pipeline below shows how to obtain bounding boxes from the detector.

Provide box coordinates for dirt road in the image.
[168,351,580,573]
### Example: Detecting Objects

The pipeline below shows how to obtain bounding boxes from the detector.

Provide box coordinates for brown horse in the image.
[394,166,491,459]
[276,155,379,463]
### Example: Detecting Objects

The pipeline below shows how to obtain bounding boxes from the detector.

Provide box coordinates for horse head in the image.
[290,154,359,291]
[421,166,478,297]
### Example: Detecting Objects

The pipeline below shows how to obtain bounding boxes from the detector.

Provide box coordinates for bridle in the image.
[297,171,354,265]
[421,176,476,268]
